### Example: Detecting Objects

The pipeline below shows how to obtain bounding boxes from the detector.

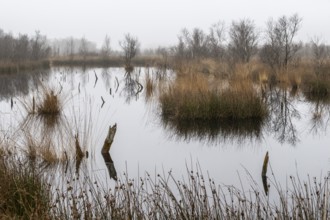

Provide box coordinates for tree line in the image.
[1,13,329,70]
[0,30,51,62]
[172,14,330,70]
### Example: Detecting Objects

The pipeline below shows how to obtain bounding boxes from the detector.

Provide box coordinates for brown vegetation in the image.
[0,158,50,219]
[37,89,61,115]
[0,156,329,219]
[160,70,268,122]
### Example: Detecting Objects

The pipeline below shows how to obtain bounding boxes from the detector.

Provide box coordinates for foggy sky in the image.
[1,0,330,50]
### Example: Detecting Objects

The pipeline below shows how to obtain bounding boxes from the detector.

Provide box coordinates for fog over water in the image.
[1,0,330,49]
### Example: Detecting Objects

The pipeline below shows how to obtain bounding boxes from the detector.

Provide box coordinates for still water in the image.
[1,67,330,195]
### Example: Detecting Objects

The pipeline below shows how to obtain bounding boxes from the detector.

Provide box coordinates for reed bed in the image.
[47,167,330,219]
[160,73,268,121]
[1,154,329,219]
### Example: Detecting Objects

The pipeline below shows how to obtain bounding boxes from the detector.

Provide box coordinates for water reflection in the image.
[100,68,112,93]
[266,87,301,145]
[306,95,330,135]
[162,118,264,145]
[261,151,269,196]
[0,70,50,101]
[121,69,143,103]
[102,152,117,181]
[2,67,330,196]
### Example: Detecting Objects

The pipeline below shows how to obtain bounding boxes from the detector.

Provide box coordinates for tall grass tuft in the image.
[160,73,268,121]
[37,90,61,115]
[0,157,51,219]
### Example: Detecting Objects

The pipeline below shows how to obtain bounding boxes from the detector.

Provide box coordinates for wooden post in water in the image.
[262,151,269,177]
[101,124,117,154]
[261,151,269,195]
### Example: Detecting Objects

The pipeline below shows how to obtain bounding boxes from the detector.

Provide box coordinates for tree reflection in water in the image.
[305,93,330,135]
[266,87,300,145]
[121,69,143,103]
[161,85,328,146]
[0,70,50,102]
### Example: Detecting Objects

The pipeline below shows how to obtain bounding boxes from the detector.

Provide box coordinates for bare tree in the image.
[101,34,111,58]
[156,46,170,69]
[178,28,209,59]
[208,21,226,58]
[0,29,51,63]
[31,30,50,60]
[1,33,15,61]
[68,37,75,59]
[228,19,258,63]
[311,37,330,76]
[119,33,140,69]
[79,37,88,60]
[190,28,208,58]
[261,14,302,69]
[13,34,30,62]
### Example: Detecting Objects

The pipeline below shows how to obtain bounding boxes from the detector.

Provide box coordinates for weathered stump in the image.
[101,124,117,154]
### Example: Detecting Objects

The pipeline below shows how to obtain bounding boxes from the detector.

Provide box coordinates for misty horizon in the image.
[1,0,330,50]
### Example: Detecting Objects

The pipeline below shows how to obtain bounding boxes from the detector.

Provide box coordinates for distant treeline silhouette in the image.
[0,29,51,63]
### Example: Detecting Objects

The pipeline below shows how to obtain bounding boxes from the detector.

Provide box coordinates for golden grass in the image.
[37,90,61,115]
[171,58,330,105]
[160,72,268,121]
[0,157,51,219]
[0,156,329,219]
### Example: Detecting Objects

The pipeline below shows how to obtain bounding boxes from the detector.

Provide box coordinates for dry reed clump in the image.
[0,157,51,219]
[37,90,61,115]
[20,87,62,116]
[160,73,267,122]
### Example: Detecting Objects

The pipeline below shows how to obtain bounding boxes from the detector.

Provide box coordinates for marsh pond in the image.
[1,67,330,197]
